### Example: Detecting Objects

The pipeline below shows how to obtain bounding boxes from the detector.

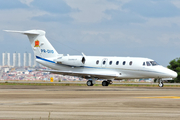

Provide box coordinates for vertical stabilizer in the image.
[5,30,58,59]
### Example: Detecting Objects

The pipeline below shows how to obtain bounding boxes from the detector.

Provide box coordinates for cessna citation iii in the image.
[5,30,177,87]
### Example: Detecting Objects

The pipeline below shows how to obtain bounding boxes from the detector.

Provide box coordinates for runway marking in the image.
[137,96,180,99]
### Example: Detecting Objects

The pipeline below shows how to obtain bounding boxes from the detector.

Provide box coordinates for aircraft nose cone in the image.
[171,71,178,78]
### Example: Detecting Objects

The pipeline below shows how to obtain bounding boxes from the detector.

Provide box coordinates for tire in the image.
[102,81,109,86]
[158,82,163,87]
[87,80,93,86]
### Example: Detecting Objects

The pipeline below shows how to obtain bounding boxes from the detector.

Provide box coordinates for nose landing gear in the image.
[158,79,164,87]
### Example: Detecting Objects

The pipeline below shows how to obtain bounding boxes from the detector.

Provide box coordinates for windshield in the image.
[150,61,159,66]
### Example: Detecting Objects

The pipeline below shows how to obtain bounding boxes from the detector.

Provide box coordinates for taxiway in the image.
[0,85,180,120]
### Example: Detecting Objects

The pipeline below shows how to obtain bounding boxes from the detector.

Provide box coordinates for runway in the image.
[0,85,180,120]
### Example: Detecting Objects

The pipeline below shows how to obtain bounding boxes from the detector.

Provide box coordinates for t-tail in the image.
[4,30,59,60]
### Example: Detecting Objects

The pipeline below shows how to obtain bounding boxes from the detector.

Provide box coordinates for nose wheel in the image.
[158,79,164,87]
[159,82,164,87]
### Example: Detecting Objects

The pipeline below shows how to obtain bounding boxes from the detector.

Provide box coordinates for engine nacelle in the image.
[55,56,85,67]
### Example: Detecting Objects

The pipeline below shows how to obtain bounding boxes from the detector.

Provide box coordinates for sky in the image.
[1,0,180,66]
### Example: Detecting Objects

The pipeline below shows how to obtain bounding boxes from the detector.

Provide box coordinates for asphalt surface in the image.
[0,85,180,120]
[1,81,180,86]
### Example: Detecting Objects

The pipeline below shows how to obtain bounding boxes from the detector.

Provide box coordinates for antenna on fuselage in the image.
[82,52,86,57]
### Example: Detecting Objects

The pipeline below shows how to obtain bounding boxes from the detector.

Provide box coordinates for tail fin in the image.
[5,30,58,59]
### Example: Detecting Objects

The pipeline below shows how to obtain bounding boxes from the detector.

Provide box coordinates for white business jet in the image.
[5,30,177,87]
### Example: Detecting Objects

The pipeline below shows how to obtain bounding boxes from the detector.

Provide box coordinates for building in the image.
[24,52,32,67]
[28,53,31,67]
[2,52,36,67]
[2,53,6,66]
[13,53,16,67]
[7,53,10,66]
[13,52,21,67]
[2,52,10,66]
[33,54,37,67]
[17,53,21,67]
[23,53,27,67]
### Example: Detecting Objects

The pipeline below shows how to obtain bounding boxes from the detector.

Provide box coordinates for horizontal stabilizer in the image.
[4,30,45,35]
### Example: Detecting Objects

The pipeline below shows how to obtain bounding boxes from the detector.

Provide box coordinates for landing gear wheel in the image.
[107,80,113,85]
[158,82,164,87]
[102,81,109,86]
[87,80,93,86]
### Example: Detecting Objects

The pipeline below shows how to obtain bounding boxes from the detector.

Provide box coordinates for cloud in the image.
[172,0,180,9]
[19,0,34,6]
[64,0,146,25]
[103,9,146,25]
[32,14,73,23]
[158,34,180,46]
[31,0,72,14]
[122,0,180,18]
[65,0,119,23]
[0,0,28,9]
[29,0,74,23]
[0,9,48,31]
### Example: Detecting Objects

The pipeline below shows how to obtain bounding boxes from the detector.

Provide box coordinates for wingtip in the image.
[3,30,10,32]
[3,30,23,33]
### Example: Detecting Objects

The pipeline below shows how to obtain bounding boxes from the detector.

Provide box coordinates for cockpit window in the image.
[150,61,159,66]
[146,61,151,66]
[143,61,159,66]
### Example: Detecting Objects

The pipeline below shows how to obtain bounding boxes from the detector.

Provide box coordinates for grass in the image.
[0,81,180,87]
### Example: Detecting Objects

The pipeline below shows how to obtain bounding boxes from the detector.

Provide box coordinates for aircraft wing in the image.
[37,69,118,79]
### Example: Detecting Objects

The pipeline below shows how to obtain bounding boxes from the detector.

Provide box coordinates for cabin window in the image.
[123,61,126,65]
[103,61,106,65]
[109,61,112,65]
[129,61,132,65]
[143,62,145,66]
[116,61,119,65]
[96,60,99,64]
[146,61,151,66]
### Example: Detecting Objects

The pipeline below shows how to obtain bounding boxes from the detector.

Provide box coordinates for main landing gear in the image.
[158,79,164,87]
[102,80,113,86]
[87,80,93,86]
[86,79,113,86]
[87,78,96,86]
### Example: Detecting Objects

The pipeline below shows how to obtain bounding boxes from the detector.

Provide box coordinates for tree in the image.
[167,58,180,83]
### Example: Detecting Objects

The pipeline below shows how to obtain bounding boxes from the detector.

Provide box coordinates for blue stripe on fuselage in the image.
[36,56,56,63]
